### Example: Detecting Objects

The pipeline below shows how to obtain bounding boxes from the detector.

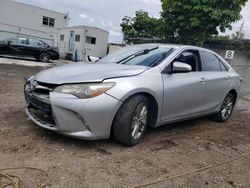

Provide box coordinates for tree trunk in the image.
[200,28,207,47]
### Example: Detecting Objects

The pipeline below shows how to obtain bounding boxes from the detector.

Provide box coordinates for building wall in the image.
[0,0,69,45]
[84,28,109,58]
[58,27,109,61]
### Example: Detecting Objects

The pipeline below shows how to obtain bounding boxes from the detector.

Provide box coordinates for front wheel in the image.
[39,52,50,63]
[112,95,149,146]
[212,93,235,122]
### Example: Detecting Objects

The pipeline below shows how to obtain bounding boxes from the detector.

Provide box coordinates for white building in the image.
[0,0,69,45]
[58,26,109,61]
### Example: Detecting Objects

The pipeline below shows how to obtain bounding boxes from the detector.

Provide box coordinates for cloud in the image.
[224,1,250,38]
[110,30,122,36]
[15,0,250,42]
[79,14,88,19]
[15,0,162,43]
[79,13,95,23]
[89,18,95,22]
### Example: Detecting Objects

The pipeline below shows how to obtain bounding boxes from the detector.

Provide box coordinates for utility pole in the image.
[239,21,245,39]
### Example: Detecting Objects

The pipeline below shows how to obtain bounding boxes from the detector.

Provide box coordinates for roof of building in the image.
[59,25,109,34]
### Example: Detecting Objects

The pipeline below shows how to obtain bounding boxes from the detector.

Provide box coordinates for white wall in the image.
[85,28,109,58]
[58,26,109,61]
[0,0,69,45]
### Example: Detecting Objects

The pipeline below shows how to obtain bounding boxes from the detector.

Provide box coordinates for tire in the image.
[112,95,149,146]
[212,93,235,122]
[39,52,50,63]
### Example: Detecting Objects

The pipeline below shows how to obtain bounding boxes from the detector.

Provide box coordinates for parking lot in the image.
[0,59,250,188]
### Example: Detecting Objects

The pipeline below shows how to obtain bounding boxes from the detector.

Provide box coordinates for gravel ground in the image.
[0,63,250,188]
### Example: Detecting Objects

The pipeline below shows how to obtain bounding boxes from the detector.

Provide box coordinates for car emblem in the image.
[31,81,38,91]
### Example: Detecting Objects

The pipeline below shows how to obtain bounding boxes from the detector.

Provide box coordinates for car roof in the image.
[132,43,214,52]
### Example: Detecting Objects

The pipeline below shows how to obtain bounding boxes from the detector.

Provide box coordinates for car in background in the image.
[0,37,59,62]
[24,44,241,146]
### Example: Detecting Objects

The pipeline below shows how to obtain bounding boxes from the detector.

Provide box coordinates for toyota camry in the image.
[24,44,241,146]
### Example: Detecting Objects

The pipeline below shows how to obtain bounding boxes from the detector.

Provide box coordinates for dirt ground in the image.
[0,63,250,188]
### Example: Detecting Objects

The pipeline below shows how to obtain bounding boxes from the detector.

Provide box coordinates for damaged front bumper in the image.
[24,81,122,140]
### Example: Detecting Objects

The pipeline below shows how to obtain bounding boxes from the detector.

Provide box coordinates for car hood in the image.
[34,63,148,84]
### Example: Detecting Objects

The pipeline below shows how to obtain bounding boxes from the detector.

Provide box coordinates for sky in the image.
[16,0,250,43]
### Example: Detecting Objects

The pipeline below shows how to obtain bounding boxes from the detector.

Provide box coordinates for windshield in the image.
[99,45,174,67]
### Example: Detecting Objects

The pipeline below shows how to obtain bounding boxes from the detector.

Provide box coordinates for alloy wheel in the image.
[40,53,49,62]
[221,96,234,119]
[131,103,148,140]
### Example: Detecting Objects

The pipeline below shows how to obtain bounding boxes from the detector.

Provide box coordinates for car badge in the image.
[31,81,38,90]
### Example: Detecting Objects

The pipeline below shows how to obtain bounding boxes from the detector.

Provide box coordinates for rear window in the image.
[219,60,228,71]
[29,39,44,47]
[200,51,221,72]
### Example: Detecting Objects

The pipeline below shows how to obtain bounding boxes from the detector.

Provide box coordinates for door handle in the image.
[200,78,206,84]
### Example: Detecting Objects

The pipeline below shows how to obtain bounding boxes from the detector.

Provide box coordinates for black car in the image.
[0,37,59,62]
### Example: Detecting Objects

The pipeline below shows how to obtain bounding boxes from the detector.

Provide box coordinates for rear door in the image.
[161,49,206,122]
[200,50,231,113]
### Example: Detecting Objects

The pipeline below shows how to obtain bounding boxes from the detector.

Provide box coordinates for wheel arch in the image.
[112,91,160,131]
[228,89,238,103]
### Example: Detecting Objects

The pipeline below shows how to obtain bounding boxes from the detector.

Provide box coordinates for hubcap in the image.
[221,96,233,119]
[131,103,148,140]
[41,54,49,62]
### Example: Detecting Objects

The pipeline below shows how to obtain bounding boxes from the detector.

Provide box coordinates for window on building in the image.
[86,36,96,45]
[43,16,55,27]
[200,51,221,72]
[60,35,64,41]
[75,35,80,42]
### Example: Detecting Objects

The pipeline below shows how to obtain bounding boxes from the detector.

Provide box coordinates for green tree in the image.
[120,16,137,40]
[161,0,248,46]
[121,1,247,45]
[120,10,161,42]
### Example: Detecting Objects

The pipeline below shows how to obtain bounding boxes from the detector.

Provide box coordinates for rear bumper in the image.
[25,91,122,140]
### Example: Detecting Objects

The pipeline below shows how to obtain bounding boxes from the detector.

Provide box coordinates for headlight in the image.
[53,82,115,98]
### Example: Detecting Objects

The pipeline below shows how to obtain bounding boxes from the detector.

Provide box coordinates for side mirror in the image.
[170,61,192,74]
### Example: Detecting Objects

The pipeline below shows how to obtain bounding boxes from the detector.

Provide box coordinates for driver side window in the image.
[174,50,201,72]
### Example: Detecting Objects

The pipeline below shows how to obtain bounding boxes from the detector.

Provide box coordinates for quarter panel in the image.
[202,72,231,113]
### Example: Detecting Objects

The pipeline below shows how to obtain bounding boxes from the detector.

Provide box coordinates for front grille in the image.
[33,81,57,96]
[26,94,52,114]
[25,80,57,126]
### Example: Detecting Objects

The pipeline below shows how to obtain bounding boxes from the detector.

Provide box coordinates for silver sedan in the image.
[24,44,241,146]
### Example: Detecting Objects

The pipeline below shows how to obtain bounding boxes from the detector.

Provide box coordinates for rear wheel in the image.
[112,95,149,146]
[39,52,50,63]
[212,93,235,122]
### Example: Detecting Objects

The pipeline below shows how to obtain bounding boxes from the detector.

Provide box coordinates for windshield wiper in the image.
[117,46,159,64]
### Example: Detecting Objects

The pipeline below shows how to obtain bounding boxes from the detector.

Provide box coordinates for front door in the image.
[161,50,206,122]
